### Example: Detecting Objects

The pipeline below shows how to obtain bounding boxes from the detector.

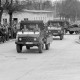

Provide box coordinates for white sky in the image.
[18,0,61,2]
[50,0,61,2]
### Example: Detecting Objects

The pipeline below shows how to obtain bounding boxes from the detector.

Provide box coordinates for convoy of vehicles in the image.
[14,19,80,53]
[47,20,64,40]
[15,20,53,53]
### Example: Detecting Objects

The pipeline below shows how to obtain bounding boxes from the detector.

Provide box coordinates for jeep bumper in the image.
[15,41,40,46]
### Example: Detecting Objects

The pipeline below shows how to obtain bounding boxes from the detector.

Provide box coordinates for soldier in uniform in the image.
[3,19,9,41]
[34,24,40,32]
[0,24,6,43]
[49,23,53,27]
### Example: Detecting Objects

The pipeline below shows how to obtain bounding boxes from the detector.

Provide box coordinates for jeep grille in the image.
[19,37,34,42]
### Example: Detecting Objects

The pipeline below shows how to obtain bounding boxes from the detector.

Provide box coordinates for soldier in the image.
[3,23,9,41]
[34,24,40,32]
[22,25,29,32]
[12,24,17,38]
[0,24,6,43]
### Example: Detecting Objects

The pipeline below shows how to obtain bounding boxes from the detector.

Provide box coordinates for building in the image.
[2,9,56,24]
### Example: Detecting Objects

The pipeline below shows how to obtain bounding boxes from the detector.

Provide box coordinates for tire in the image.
[64,29,67,34]
[75,31,79,34]
[2,36,5,43]
[60,35,63,40]
[69,31,74,34]
[16,44,22,53]
[26,46,30,50]
[38,44,43,53]
[45,43,50,50]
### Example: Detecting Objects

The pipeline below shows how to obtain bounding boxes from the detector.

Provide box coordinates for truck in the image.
[15,20,53,53]
[47,20,65,40]
[67,24,80,34]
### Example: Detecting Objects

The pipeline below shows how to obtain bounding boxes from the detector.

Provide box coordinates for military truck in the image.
[15,20,53,53]
[47,20,64,40]
[67,24,80,34]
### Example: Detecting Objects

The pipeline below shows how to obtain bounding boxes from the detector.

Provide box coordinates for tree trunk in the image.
[9,12,13,38]
[0,6,3,24]
[0,11,3,24]
[9,13,12,27]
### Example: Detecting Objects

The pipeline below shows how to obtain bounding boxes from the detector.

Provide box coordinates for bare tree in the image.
[56,0,80,21]
[0,0,3,24]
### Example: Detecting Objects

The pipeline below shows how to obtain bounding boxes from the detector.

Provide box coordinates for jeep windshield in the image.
[49,22,62,27]
[19,23,40,35]
[21,24,40,32]
[48,22,62,30]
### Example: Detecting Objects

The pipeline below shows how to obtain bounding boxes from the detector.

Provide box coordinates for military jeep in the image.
[15,20,53,53]
[47,20,64,40]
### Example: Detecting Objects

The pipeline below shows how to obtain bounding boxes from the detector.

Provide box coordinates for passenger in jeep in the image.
[49,23,53,27]
[22,25,29,32]
[34,24,40,32]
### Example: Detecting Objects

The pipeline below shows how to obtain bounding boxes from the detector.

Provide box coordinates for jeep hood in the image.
[17,31,40,37]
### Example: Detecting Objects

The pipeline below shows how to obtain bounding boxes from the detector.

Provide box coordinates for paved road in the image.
[0,35,80,80]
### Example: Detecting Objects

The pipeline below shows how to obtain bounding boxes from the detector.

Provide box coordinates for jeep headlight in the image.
[19,38,22,41]
[58,30,61,33]
[34,38,37,41]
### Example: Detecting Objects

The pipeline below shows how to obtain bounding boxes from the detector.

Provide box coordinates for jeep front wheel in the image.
[16,44,22,53]
[26,46,30,50]
[38,44,43,53]
[69,31,74,34]
[45,43,50,50]
[60,35,63,40]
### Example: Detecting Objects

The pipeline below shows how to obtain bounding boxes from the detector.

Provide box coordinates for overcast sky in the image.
[18,0,61,2]
[50,0,59,2]
[50,0,61,2]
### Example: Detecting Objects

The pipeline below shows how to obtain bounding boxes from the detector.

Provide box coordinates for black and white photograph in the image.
[0,0,80,80]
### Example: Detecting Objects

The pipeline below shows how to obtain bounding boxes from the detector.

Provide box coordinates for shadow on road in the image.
[21,48,47,54]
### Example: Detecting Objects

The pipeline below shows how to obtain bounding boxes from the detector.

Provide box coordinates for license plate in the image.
[26,42,33,44]
[53,33,57,34]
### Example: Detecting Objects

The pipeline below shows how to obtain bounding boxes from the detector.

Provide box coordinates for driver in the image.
[57,23,61,27]
[49,23,53,27]
[22,25,29,31]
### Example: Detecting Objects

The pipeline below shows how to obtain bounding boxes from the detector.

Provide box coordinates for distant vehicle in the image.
[67,24,80,34]
[47,20,65,40]
[15,20,53,53]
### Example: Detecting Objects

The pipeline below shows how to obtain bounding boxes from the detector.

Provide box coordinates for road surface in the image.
[0,35,80,80]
